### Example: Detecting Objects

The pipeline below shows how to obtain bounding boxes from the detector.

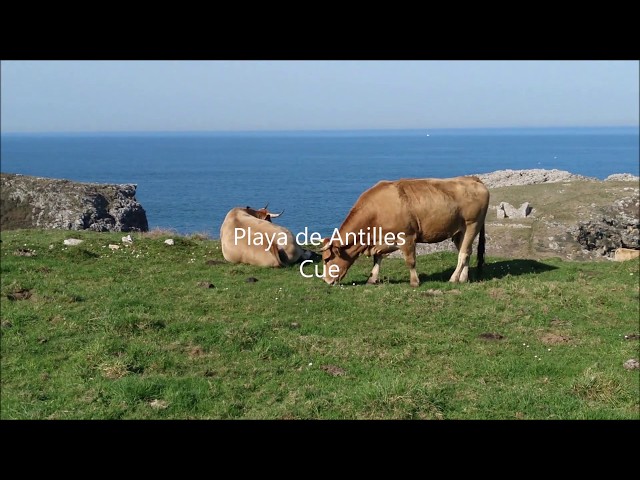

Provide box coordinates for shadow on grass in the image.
[423,259,558,283]
[346,259,559,286]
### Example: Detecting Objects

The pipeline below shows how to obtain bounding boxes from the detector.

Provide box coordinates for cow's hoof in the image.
[410,282,420,288]
[367,278,379,285]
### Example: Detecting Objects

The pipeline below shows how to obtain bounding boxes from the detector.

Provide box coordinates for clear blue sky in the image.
[1,60,638,133]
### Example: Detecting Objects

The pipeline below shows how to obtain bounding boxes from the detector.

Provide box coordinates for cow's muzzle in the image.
[323,276,337,286]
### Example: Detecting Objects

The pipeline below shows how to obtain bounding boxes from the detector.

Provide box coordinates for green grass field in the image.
[1,229,638,419]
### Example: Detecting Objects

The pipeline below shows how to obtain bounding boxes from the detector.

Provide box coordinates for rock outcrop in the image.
[605,173,640,182]
[475,169,596,188]
[571,197,639,257]
[1,173,148,232]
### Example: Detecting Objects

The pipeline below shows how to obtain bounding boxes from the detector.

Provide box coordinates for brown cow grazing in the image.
[320,176,490,287]
[220,205,315,267]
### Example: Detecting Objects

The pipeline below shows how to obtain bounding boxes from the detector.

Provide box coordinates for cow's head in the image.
[320,238,355,285]
[244,204,284,222]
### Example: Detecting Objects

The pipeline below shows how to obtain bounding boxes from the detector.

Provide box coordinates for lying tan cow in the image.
[614,247,640,262]
[320,176,490,287]
[220,205,315,267]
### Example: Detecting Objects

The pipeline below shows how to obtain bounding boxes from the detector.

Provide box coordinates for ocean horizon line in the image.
[1,125,638,137]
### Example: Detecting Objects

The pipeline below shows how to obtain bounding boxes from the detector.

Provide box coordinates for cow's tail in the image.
[477,223,486,276]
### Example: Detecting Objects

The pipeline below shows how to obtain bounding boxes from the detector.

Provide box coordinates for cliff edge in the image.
[0,173,149,232]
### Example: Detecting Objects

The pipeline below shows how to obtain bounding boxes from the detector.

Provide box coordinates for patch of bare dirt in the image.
[188,346,205,358]
[540,333,571,345]
[7,289,32,301]
[13,248,36,257]
[49,315,64,324]
[423,289,444,296]
[488,288,506,300]
[321,365,346,377]
[149,399,169,409]
[478,332,504,340]
[102,363,129,379]
[196,281,215,288]
[549,318,572,327]
[422,289,460,296]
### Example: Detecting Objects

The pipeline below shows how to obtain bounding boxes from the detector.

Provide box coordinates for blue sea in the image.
[1,127,638,238]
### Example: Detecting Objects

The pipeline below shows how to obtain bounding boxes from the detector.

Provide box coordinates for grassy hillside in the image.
[483,180,639,260]
[1,229,638,419]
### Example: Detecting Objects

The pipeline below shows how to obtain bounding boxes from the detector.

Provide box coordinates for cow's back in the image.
[343,176,489,243]
[396,176,489,217]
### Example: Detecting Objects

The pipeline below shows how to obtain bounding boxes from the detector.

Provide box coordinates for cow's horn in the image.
[263,203,269,210]
[269,209,284,218]
[320,240,332,252]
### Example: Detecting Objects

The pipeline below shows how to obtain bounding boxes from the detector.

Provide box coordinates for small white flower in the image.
[308,363,313,366]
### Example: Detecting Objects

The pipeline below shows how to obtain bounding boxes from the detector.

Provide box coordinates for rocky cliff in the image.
[0,173,148,232]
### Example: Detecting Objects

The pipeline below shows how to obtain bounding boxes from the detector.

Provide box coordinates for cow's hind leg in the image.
[449,224,479,283]
[367,254,384,284]
[451,232,463,252]
[400,241,419,287]
[450,232,463,281]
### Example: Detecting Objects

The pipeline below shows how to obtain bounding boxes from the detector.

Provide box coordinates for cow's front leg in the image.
[449,224,478,283]
[367,254,383,284]
[401,242,419,287]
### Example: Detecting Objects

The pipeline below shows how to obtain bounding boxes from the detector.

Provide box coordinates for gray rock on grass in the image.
[497,202,532,219]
